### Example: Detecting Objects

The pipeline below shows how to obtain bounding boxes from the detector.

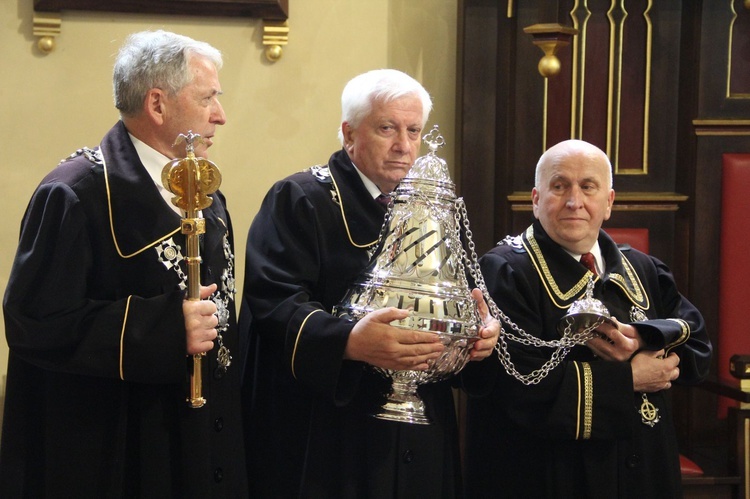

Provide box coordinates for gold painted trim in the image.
[695,131,750,136]
[567,1,652,173]
[612,192,688,201]
[609,204,680,212]
[511,204,680,212]
[329,166,380,249]
[507,191,688,202]
[33,8,287,58]
[119,295,133,380]
[726,2,733,98]
[33,12,60,53]
[606,1,624,167]
[570,1,591,138]
[693,119,750,136]
[744,417,749,499]
[103,157,181,259]
[291,309,323,379]
[524,24,578,78]
[726,1,748,99]
[693,119,750,126]
[640,1,653,175]
[617,168,650,176]
[543,78,549,151]
[262,20,289,62]
[608,0,652,175]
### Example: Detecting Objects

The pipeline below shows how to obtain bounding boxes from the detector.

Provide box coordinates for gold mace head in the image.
[161,132,222,213]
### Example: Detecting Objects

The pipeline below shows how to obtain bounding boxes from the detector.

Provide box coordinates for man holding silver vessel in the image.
[240,69,499,497]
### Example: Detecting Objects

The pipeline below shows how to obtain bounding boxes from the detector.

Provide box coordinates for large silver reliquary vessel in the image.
[334,126,482,425]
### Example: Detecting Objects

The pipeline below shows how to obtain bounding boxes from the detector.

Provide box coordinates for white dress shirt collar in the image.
[129,133,182,215]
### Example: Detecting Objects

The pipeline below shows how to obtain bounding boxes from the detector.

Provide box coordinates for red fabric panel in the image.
[604,228,650,253]
[719,154,750,416]
[679,454,704,476]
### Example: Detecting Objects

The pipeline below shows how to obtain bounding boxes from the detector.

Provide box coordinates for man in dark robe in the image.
[241,69,499,498]
[464,139,712,498]
[0,30,247,497]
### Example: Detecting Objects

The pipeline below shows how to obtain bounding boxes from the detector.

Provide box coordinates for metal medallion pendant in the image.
[212,293,232,372]
[216,341,232,371]
[639,393,660,426]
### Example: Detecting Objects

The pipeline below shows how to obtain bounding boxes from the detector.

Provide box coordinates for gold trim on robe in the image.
[521,224,650,311]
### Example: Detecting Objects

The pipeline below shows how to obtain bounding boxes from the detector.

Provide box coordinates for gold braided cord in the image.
[582,362,593,440]
[523,226,590,309]
[104,157,182,259]
[607,253,650,309]
[523,226,650,310]
[574,361,583,440]
[665,318,690,355]
[328,166,379,249]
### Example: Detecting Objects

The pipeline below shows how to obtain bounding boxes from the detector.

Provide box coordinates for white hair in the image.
[113,30,223,117]
[336,69,432,145]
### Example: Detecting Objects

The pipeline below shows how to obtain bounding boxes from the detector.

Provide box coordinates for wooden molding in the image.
[33,0,288,19]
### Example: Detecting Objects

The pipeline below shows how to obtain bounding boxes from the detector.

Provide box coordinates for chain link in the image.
[455,198,598,385]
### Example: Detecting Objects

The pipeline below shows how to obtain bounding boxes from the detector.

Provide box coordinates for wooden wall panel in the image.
[457,0,750,487]
[729,7,750,96]
[460,0,686,261]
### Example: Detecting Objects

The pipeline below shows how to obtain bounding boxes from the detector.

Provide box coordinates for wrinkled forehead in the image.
[539,150,611,185]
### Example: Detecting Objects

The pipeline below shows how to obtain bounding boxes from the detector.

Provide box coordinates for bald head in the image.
[535,140,613,190]
[531,140,615,254]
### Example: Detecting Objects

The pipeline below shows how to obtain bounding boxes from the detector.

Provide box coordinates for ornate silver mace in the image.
[335,126,482,424]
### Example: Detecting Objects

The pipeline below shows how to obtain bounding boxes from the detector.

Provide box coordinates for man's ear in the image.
[604,188,615,220]
[531,187,540,218]
[144,88,166,125]
[341,122,354,152]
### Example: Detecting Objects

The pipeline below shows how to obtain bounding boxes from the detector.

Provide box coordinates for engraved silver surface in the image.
[334,126,480,425]
[557,277,614,336]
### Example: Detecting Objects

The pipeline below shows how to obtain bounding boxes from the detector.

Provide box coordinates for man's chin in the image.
[548,228,594,250]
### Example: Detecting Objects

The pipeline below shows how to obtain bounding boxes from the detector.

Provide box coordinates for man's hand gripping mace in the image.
[162,131,222,408]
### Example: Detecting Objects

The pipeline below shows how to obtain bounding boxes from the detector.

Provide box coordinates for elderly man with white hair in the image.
[241,69,499,498]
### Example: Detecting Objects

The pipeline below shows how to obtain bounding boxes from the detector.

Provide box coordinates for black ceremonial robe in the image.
[241,149,462,498]
[463,221,711,499]
[1,121,247,498]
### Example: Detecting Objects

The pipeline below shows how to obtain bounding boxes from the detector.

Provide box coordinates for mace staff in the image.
[162,131,222,408]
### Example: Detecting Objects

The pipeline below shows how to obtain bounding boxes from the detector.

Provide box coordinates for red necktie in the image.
[376,194,391,208]
[580,252,598,275]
